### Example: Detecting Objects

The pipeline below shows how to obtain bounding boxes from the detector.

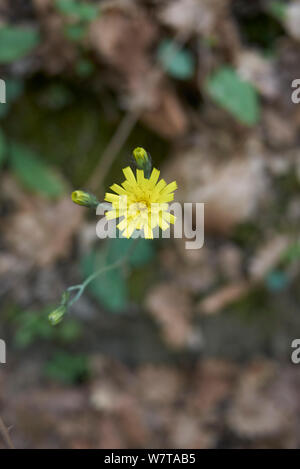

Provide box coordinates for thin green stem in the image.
[66,238,140,309]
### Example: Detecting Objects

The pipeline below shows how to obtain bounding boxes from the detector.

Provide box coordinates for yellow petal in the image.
[153,179,167,194]
[117,218,129,231]
[136,169,145,185]
[160,181,177,195]
[162,212,176,224]
[110,183,127,195]
[159,216,169,231]
[123,166,136,186]
[123,219,137,238]
[104,192,120,203]
[149,168,160,187]
[144,224,153,239]
[105,210,119,220]
[159,193,174,203]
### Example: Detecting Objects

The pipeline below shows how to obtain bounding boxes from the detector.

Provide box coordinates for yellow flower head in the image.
[105,166,177,239]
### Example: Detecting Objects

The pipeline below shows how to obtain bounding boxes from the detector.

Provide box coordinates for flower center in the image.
[133,201,149,215]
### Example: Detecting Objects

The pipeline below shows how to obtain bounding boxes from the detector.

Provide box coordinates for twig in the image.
[0,416,14,449]
[89,109,140,193]
[87,30,189,194]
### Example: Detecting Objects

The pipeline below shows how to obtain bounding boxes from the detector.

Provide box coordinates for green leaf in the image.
[106,237,156,268]
[0,128,7,167]
[268,1,287,21]
[13,310,81,348]
[76,58,95,77]
[80,239,155,312]
[281,242,300,264]
[55,0,99,21]
[10,143,67,198]
[45,352,89,384]
[57,320,82,342]
[205,66,260,126]
[64,23,87,41]
[0,26,40,64]
[157,39,195,80]
[81,247,128,313]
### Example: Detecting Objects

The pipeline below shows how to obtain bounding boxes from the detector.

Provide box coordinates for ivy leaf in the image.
[0,26,40,64]
[10,143,67,198]
[55,0,99,21]
[81,248,128,313]
[157,39,195,80]
[205,66,260,126]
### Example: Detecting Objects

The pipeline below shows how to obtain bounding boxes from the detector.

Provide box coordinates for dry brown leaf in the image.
[3,194,83,267]
[137,365,184,406]
[249,236,290,281]
[189,359,238,414]
[89,7,157,93]
[227,361,298,443]
[197,281,251,315]
[141,82,188,139]
[145,283,193,349]
[168,412,216,449]
[236,50,279,99]
[165,140,268,234]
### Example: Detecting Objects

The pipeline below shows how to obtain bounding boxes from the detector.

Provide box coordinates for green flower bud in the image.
[71,190,99,208]
[48,305,67,326]
[133,147,152,178]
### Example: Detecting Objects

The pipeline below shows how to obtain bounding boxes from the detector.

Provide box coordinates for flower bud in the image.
[71,190,99,208]
[48,305,67,326]
[133,147,152,178]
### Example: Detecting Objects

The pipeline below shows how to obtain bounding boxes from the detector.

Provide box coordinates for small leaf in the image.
[157,39,195,80]
[81,248,128,313]
[268,1,287,21]
[205,66,260,126]
[45,352,89,384]
[0,26,40,64]
[76,59,95,77]
[281,242,300,264]
[10,143,67,198]
[0,128,7,167]
[64,23,87,41]
[55,0,99,21]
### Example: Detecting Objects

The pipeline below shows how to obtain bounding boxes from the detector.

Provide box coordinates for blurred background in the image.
[1,0,300,449]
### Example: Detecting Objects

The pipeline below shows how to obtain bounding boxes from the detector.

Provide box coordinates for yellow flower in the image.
[105,166,177,239]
